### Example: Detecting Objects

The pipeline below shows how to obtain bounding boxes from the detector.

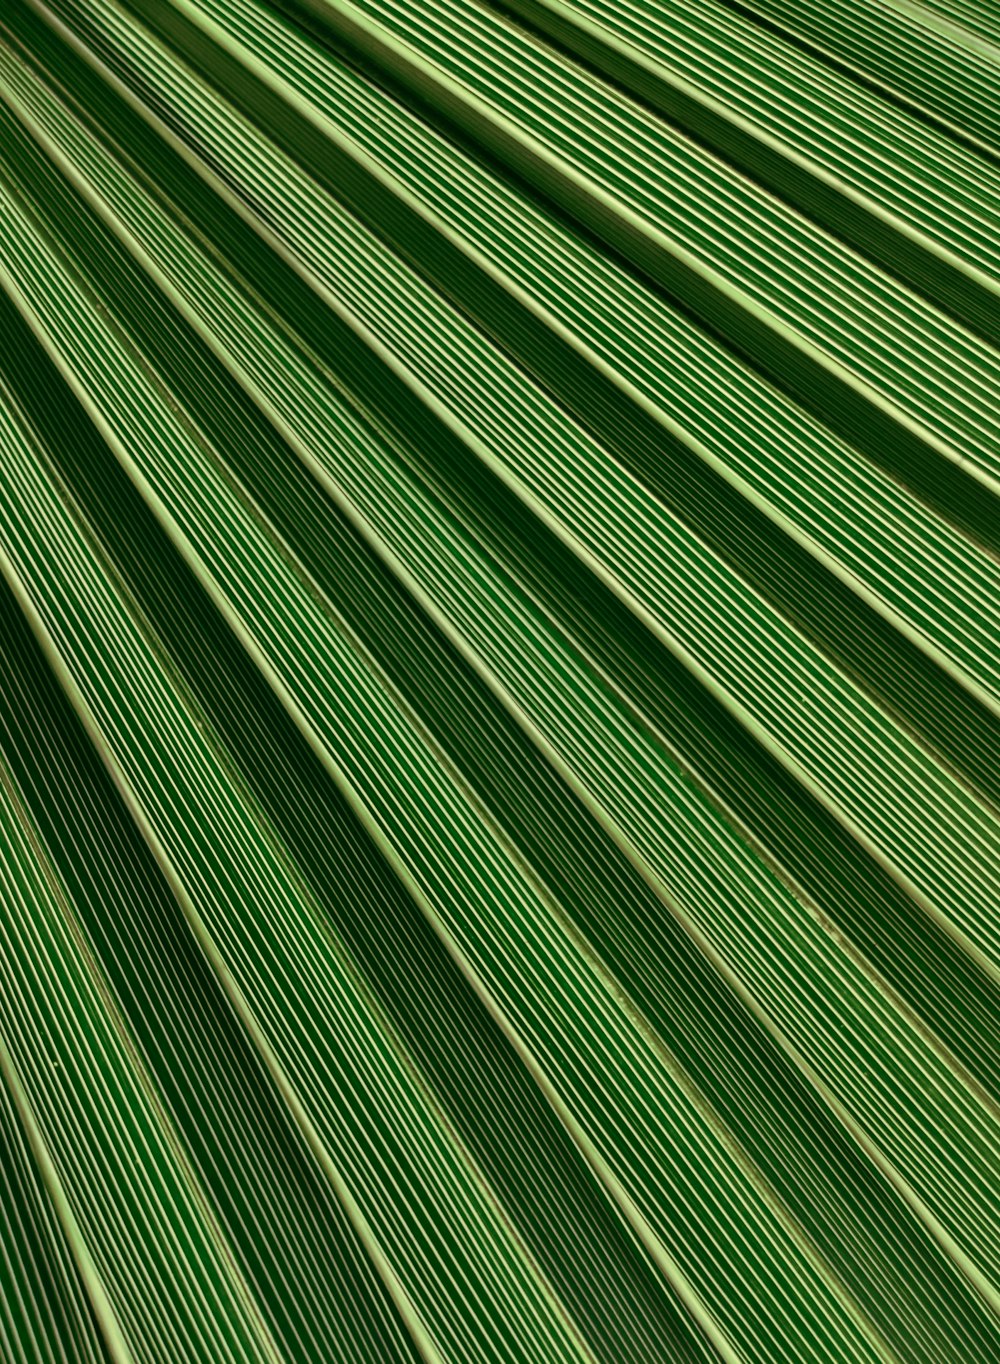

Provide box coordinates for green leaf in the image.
[0,2,998,1360]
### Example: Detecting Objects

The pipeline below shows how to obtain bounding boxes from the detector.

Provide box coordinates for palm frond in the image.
[1,2,998,1361]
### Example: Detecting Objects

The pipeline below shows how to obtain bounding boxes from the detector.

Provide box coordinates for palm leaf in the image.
[0,1,998,1360]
